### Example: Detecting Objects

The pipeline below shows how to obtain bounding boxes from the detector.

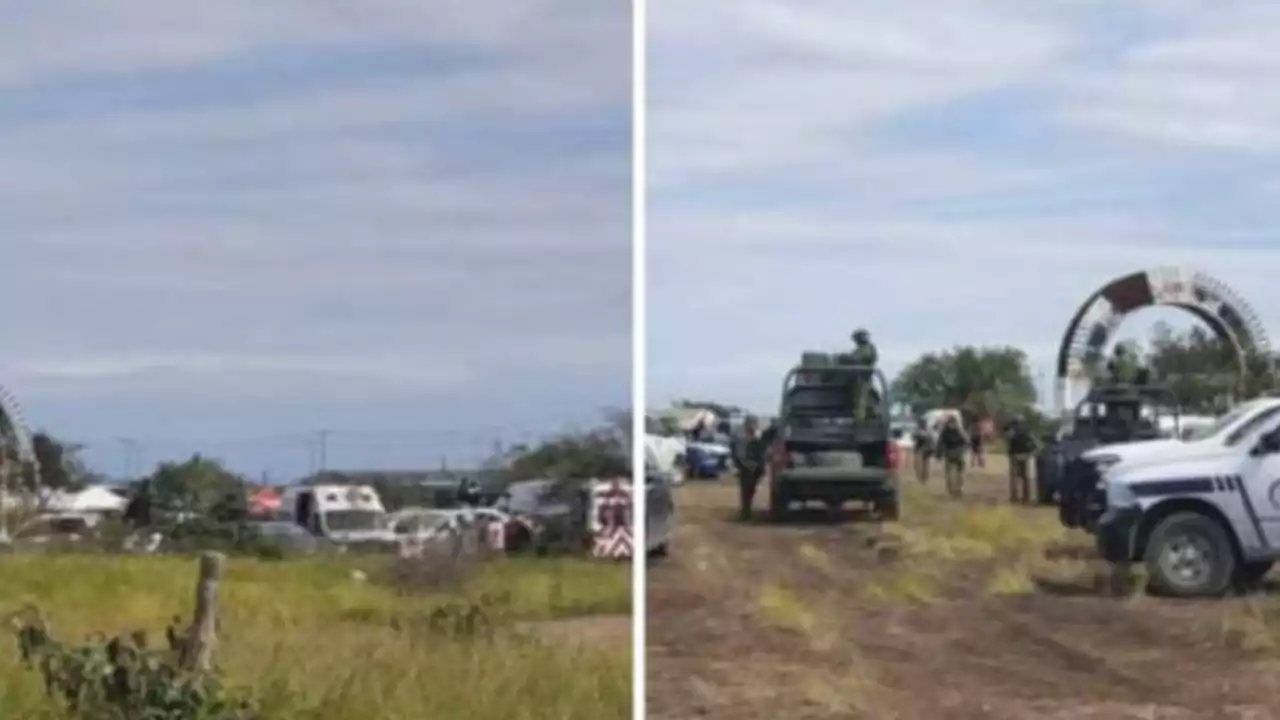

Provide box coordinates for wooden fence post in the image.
[183,551,224,672]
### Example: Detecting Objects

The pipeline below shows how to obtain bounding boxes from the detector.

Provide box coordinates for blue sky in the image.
[0,2,631,480]
[647,0,1280,415]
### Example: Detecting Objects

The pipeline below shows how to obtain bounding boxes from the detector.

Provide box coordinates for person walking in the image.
[968,419,986,469]
[1005,417,1039,504]
[937,416,969,499]
[911,418,933,482]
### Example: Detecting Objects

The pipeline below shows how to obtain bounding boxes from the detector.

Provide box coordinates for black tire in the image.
[877,497,899,522]
[1035,456,1055,505]
[1143,512,1237,598]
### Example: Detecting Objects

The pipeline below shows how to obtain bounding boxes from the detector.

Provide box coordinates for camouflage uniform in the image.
[848,329,879,420]
[911,420,933,482]
[1005,420,1038,504]
[732,416,767,521]
[1107,345,1140,384]
[936,420,968,498]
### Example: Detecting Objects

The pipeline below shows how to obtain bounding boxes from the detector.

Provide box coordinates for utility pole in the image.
[118,437,141,481]
[316,430,331,472]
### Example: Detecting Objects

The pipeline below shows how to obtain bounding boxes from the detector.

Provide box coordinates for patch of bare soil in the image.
[520,614,631,649]
[647,461,1280,720]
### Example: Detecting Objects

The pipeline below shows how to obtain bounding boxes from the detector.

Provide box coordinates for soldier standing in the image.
[848,329,879,420]
[731,414,767,521]
[937,416,969,499]
[968,419,986,469]
[1107,344,1140,384]
[911,418,933,482]
[1005,416,1039,504]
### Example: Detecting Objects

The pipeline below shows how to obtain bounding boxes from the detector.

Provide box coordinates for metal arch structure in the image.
[1053,267,1273,413]
[0,384,37,470]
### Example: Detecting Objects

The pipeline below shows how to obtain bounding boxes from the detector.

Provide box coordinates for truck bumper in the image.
[778,478,896,503]
[1095,506,1141,564]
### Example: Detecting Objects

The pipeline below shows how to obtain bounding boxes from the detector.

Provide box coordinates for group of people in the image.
[910,415,1040,503]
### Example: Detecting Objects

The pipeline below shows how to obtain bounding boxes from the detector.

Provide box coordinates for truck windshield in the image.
[322,510,386,532]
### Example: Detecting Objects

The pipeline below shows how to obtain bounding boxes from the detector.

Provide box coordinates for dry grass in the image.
[0,553,630,720]
[866,475,1079,603]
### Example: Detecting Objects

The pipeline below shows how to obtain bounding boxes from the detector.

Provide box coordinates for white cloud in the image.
[649,0,1280,415]
[0,0,629,475]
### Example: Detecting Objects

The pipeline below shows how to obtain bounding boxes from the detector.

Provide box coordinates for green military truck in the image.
[764,351,900,521]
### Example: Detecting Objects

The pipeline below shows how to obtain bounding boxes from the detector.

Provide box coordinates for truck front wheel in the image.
[1143,512,1237,598]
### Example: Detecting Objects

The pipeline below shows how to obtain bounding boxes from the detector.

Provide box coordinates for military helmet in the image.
[851,328,870,342]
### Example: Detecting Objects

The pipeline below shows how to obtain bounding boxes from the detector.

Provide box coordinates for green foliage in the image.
[9,607,257,719]
[149,456,247,517]
[1147,322,1279,412]
[892,345,1038,420]
[494,411,631,488]
[24,432,92,492]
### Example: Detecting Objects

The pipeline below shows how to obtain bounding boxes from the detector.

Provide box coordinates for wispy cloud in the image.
[649,0,1280,413]
[0,1,630,476]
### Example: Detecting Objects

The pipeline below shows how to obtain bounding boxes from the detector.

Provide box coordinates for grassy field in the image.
[0,553,631,720]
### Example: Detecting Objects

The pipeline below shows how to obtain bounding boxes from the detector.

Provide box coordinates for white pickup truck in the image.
[1090,396,1280,597]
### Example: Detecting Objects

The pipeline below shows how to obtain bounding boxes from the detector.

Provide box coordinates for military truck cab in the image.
[764,352,899,521]
[1043,383,1179,516]
[276,484,395,545]
[1094,397,1280,596]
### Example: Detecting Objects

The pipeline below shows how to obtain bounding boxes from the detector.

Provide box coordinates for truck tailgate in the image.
[776,467,889,484]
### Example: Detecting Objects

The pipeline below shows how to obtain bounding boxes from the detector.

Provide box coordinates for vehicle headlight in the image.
[1105,478,1138,508]
[1090,453,1122,471]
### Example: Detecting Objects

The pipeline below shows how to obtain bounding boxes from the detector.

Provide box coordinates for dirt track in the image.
[647,457,1280,719]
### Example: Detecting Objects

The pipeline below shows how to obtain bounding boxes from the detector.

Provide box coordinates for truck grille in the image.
[1059,458,1103,530]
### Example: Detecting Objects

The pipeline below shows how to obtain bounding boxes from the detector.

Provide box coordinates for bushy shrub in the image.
[9,605,258,720]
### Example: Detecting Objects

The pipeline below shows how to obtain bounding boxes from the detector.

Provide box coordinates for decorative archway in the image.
[1053,267,1272,412]
[0,385,36,469]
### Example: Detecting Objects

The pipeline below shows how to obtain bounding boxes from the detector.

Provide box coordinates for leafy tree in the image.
[892,345,1038,421]
[493,410,631,495]
[148,454,247,516]
[29,432,91,492]
[1146,322,1279,412]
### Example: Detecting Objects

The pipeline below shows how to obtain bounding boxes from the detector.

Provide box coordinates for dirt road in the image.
[647,458,1280,719]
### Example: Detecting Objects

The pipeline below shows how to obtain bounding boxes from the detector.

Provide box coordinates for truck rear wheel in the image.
[1143,512,1236,598]
[875,496,899,522]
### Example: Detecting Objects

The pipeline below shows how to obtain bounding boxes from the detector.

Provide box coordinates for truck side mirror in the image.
[1252,431,1280,456]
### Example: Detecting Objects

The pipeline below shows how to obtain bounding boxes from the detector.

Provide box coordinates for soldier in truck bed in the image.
[845,328,878,420]
[936,416,969,498]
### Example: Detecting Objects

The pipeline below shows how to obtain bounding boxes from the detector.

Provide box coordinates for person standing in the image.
[847,329,878,420]
[911,418,933,482]
[1005,417,1039,504]
[968,419,986,469]
[937,416,969,499]
[731,415,767,521]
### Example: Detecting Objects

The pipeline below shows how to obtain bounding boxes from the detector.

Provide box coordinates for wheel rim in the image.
[1157,533,1215,588]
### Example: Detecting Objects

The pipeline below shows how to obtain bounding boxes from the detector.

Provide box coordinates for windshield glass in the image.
[322,509,386,532]
[1182,403,1257,441]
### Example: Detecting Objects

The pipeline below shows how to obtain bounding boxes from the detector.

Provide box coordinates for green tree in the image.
[1146,321,1279,412]
[21,432,94,492]
[494,410,631,494]
[892,345,1038,421]
[148,454,247,515]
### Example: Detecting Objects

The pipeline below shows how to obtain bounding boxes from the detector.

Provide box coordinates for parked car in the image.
[499,479,584,553]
